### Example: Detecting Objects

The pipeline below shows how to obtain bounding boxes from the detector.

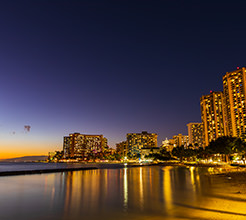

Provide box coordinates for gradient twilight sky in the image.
[0,0,246,158]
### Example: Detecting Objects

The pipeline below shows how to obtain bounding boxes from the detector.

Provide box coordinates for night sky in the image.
[1,0,246,158]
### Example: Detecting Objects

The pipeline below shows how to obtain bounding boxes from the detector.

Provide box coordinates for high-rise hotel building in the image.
[63,133,108,159]
[223,67,246,138]
[200,91,227,147]
[187,122,203,148]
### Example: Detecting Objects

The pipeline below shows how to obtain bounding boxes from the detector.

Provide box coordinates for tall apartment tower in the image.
[200,91,227,147]
[223,67,246,138]
[187,122,203,148]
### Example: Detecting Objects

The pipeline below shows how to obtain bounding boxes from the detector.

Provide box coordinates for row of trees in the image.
[48,150,122,162]
[148,136,246,163]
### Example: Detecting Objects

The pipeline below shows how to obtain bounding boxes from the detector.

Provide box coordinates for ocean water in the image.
[0,165,245,220]
[0,162,88,171]
[0,162,124,172]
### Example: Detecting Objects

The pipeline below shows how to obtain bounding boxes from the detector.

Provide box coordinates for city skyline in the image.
[1,1,246,159]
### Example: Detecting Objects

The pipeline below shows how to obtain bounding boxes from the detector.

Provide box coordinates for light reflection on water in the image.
[123,167,128,212]
[0,166,246,220]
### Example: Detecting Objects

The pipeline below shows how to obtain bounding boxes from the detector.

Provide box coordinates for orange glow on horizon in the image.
[0,152,48,160]
[0,141,59,159]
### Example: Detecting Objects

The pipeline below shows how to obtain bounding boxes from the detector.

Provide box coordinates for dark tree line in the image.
[171,136,246,163]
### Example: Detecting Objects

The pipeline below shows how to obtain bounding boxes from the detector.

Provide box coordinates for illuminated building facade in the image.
[140,147,160,159]
[161,138,174,152]
[63,136,71,158]
[127,131,158,157]
[223,67,246,139]
[187,122,203,148]
[172,134,189,147]
[200,91,227,147]
[116,141,128,157]
[63,133,108,159]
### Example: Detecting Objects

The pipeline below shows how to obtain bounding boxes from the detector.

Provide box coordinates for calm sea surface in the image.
[0,163,246,220]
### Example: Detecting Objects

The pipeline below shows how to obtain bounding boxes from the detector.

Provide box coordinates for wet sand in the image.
[203,165,246,207]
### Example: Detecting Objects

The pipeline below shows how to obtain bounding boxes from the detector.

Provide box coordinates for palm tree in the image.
[172,145,184,162]
[207,136,246,163]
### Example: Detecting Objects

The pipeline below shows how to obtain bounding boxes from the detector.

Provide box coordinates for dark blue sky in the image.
[0,0,246,155]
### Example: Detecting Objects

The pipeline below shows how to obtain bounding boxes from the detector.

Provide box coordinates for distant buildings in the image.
[194,67,246,147]
[223,67,246,138]
[116,131,160,159]
[171,133,189,148]
[200,91,227,147]
[61,67,246,161]
[187,122,203,148]
[185,68,246,148]
[127,131,158,157]
[50,67,246,162]
[63,136,71,158]
[63,133,108,159]
[161,138,174,152]
[116,141,127,157]
[63,131,159,160]
[140,147,160,159]
[160,134,188,153]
